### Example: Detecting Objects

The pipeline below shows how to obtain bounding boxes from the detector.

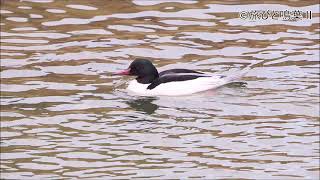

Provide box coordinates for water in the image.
[1,0,319,179]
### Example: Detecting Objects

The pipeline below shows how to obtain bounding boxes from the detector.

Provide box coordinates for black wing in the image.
[147,73,208,90]
[159,69,204,77]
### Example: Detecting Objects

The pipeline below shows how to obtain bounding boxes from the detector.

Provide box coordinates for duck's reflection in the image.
[126,97,158,115]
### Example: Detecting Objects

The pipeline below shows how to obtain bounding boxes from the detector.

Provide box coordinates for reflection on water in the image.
[127,97,158,115]
[1,0,319,179]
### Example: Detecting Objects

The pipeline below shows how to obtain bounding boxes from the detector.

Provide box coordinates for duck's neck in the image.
[136,74,159,84]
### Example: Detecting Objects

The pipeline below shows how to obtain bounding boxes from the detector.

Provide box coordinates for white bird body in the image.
[127,76,227,96]
[115,59,250,96]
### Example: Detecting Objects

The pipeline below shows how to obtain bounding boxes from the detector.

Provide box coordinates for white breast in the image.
[127,76,227,96]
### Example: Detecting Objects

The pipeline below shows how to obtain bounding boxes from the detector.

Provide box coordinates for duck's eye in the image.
[130,67,137,75]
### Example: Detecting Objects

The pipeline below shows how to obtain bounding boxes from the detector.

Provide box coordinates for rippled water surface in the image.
[1,0,320,179]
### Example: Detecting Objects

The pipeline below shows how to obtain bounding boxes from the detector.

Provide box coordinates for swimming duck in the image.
[114,58,248,96]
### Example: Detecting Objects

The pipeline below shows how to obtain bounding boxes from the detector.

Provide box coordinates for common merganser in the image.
[114,58,249,96]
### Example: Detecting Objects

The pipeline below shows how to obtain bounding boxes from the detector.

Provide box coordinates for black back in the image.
[147,73,208,90]
[159,69,204,76]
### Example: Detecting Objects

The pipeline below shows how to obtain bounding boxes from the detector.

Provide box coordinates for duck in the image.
[114,58,249,96]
